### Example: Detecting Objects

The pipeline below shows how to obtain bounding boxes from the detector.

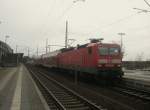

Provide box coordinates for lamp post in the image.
[65,21,68,48]
[64,0,85,48]
[118,33,125,52]
[16,45,18,53]
[46,38,48,54]
[37,45,39,56]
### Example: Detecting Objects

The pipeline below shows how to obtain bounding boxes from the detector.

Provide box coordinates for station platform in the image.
[0,64,49,110]
[123,70,150,90]
[124,70,150,82]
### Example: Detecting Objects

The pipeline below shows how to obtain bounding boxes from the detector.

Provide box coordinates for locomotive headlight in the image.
[98,59,107,64]
[117,65,121,67]
[112,59,121,63]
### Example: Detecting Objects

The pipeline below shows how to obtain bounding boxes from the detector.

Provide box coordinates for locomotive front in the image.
[97,43,124,78]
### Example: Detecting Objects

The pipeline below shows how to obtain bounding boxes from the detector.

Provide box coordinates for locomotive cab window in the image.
[88,47,92,54]
[109,47,120,55]
[99,47,108,55]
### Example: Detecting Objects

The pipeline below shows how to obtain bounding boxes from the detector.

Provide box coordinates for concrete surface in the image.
[124,70,150,82]
[0,64,49,110]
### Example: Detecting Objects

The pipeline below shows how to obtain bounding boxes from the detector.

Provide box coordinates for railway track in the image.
[27,66,105,110]
[112,84,150,102]
[121,77,150,92]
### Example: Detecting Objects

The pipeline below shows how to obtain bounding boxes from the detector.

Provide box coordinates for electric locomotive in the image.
[34,39,124,78]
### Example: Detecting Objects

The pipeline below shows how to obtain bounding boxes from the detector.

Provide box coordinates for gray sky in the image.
[0,0,150,60]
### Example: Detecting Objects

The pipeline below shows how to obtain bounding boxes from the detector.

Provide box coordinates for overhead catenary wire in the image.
[92,12,144,34]
[40,0,57,37]
[40,0,76,42]
[39,0,86,52]
[63,0,150,37]
[144,0,150,8]
[66,12,144,37]
[42,0,86,34]
[40,11,149,47]
[54,0,85,22]
[42,10,149,46]
[35,0,150,56]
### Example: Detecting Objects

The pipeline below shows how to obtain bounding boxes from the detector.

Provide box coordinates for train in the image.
[34,39,124,79]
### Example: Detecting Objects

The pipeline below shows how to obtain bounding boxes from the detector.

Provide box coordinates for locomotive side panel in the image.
[57,46,99,74]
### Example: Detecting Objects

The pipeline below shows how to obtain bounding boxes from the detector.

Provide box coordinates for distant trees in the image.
[135,52,144,61]
[123,52,150,69]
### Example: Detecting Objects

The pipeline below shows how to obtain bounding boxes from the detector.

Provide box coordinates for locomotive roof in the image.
[60,42,120,53]
[35,42,120,59]
[60,47,74,52]
[42,50,61,58]
[99,43,120,47]
[37,43,120,58]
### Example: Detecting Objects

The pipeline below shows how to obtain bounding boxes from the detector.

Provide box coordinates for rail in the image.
[27,65,105,110]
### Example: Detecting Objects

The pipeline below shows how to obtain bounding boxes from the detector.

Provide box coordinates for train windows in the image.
[99,47,108,55]
[99,47,120,55]
[109,47,120,55]
[88,47,92,54]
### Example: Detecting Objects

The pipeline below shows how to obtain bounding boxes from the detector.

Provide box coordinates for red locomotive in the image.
[35,39,124,78]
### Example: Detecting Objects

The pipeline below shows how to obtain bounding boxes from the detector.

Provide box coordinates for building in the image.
[2,53,23,67]
[0,40,13,66]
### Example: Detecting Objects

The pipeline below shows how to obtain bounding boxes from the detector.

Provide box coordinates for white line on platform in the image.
[24,65,50,110]
[10,66,23,110]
